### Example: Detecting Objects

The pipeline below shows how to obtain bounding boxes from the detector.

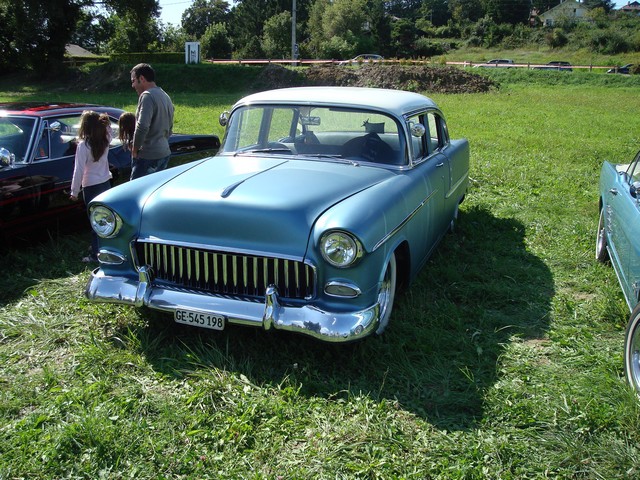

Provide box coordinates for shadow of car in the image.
[597,150,640,395]
[338,54,384,65]
[533,61,572,71]
[0,102,220,237]
[607,64,634,74]
[85,86,469,344]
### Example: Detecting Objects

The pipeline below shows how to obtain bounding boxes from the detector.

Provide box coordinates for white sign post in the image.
[185,42,200,64]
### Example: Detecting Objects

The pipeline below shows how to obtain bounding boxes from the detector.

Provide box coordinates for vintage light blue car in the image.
[597,150,640,392]
[85,87,469,342]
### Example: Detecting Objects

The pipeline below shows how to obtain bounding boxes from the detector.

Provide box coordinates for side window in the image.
[426,112,440,152]
[628,155,640,184]
[426,112,450,153]
[36,115,82,160]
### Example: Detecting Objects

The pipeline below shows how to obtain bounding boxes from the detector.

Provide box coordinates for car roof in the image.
[0,102,122,117]
[234,87,438,117]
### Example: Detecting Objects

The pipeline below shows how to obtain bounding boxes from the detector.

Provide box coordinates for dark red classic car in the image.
[0,102,219,237]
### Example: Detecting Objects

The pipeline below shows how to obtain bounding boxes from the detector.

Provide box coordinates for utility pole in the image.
[291,0,298,65]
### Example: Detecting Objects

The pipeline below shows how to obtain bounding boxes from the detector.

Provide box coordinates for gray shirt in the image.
[133,86,174,160]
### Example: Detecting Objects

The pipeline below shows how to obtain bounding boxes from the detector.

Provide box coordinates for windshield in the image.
[0,116,37,163]
[220,105,407,166]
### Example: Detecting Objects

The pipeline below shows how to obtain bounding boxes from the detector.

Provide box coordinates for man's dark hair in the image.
[131,63,155,82]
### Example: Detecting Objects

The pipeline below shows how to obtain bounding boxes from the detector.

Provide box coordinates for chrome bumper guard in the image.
[85,267,380,342]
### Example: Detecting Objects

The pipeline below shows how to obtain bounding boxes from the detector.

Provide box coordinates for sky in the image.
[158,0,194,27]
[158,0,632,27]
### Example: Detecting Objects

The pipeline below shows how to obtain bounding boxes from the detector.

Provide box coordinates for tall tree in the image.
[484,0,530,24]
[262,11,292,58]
[101,0,160,51]
[181,0,230,38]
[448,0,485,23]
[229,0,312,58]
[0,0,86,75]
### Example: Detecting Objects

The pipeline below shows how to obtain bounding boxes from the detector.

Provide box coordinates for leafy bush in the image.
[109,52,184,64]
[588,30,632,54]
[413,38,447,57]
[545,28,569,49]
[201,23,233,59]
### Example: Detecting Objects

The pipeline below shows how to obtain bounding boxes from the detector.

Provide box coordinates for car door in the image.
[609,153,640,305]
[404,112,447,268]
[26,115,81,218]
[0,115,43,233]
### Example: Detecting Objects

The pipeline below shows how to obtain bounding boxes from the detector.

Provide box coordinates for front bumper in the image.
[85,267,380,342]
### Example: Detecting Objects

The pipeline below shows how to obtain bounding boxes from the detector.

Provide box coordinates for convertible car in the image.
[597,150,640,394]
[0,102,220,237]
[85,87,469,342]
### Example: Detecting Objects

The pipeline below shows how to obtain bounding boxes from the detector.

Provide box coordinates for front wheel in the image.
[624,303,640,395]
[595,207,609,263]
[375,253,397,335]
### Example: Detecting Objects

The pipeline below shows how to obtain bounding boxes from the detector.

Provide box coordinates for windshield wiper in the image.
[303,154,360,166]
[246,147,292,154]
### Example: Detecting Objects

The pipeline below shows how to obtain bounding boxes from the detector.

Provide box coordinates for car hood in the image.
[138,156,391,257]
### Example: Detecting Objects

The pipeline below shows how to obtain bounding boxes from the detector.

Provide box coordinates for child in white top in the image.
[69,111,113,262]
[70,111,112,200]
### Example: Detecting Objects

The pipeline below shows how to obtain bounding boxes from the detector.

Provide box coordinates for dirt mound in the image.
[252,63,497,94]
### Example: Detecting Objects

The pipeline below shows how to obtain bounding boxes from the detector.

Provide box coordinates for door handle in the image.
[609,188,618,195]
[436,162,444,167]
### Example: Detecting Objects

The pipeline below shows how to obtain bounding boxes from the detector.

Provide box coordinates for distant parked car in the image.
[607,64,634,74]
[0,102,220,237]
[474,59,515,68]
[596,150,640,394]
[85,86,470,343]
[534,61,572,71]
[338,54,384,65]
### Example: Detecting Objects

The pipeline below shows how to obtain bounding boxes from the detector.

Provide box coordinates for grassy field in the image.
[1,67,640,478]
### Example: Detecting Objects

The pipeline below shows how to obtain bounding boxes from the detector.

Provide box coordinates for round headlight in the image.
[320,231,362,268]
[89,205,122,238]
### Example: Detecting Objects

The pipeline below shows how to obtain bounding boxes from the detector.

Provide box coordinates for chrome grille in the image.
[134,242,315,300]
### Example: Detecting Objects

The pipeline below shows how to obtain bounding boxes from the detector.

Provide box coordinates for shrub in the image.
[588,30,631,54]
[545,28,568,48]
[413,38,446,57]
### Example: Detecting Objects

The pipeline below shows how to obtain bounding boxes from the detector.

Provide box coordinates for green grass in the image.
[435,45,640,70]
[2,67,640,478]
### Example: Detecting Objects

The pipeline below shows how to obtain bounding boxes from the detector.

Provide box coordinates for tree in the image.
[417,0,451,27]
[201,22,233,58]
[229,0,312,58]
[583,0,615,13]
[449,0,485,23]
[391,18,418,57]
[306,0,380,59]
[101,0,161,52]
[71,7,113,54]
[484,0,530,25]
[181,0,230,38]
[0,0,86,75]
[262,11,292,58]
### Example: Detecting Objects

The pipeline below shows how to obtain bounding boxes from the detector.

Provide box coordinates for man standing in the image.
[129,63,175,180]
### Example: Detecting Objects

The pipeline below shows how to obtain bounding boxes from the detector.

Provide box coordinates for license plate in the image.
[174,309,225,330]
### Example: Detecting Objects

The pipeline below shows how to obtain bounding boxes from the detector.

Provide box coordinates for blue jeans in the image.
[130,155,170,180]
[82,179,112,257]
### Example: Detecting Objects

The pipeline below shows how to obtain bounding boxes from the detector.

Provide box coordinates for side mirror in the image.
[219,111,230,127]
[410,122,426,138]
[0,147,14,168]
